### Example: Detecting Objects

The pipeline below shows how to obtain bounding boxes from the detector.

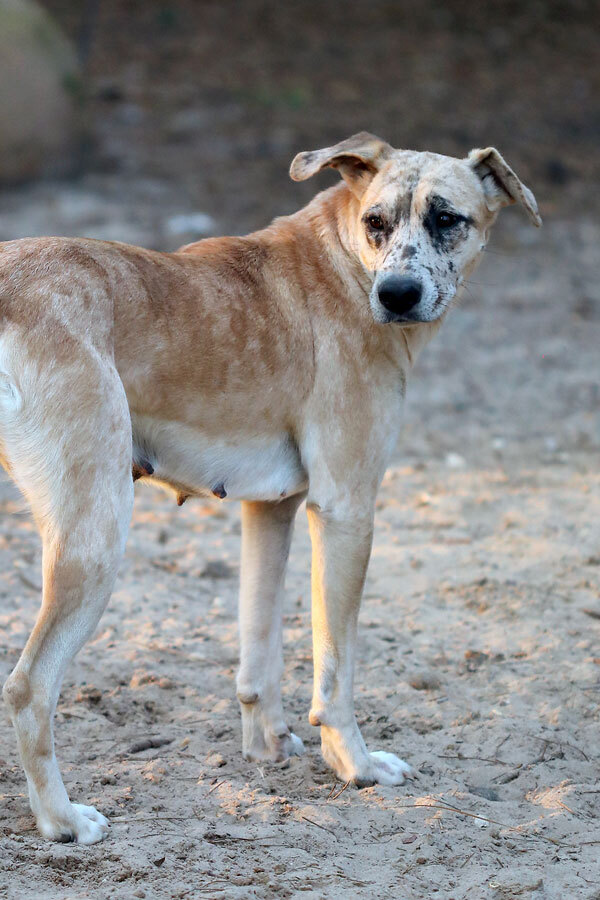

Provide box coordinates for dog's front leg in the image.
[307,504,412,786]
[236,494,306,763]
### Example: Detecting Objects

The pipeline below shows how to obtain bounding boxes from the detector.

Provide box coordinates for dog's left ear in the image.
[468,147,542,227]
[290,132,392,198]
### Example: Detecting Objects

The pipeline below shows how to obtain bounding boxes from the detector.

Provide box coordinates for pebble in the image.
[205,751,226,768]
[445,452,467,469]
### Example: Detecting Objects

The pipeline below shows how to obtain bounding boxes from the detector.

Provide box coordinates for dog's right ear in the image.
[289,132,392,198]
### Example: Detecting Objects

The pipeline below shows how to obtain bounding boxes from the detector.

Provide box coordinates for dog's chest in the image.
[131,414,307,503]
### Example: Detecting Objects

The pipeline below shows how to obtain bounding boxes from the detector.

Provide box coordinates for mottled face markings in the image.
[363,187,417,252]
[362,207,389,248]
[391,191,413,225]
[360,157,492,325]
[423,194,474,253]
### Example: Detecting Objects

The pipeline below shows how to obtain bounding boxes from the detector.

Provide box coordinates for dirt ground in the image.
[1,2,599,899]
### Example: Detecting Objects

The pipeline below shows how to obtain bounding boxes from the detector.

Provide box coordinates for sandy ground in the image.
[0,205,599,899]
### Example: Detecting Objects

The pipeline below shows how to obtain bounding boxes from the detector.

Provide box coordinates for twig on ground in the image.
[327,780,340,800]
[207,779,227,794]
[528,733,589,762]
[300,815,335,835]
[329,781,351,802]
[438,754,510,766]
[395,801,570,847]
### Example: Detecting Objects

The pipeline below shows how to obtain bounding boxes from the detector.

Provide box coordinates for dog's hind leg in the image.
[0,336,133,843]
[236,494,306,762]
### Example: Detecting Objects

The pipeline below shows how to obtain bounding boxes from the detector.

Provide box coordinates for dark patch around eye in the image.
[424,195,473,253]
[363,209,392,248]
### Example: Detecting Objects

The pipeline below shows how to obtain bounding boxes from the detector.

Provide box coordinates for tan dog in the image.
[0,133,540,843]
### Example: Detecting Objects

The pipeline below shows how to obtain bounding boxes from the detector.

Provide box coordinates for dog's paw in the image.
[281,730,305,760]
[37,802,110,844]
[354,751,413,788]
[319,720,413,787]
[244,729,305,764]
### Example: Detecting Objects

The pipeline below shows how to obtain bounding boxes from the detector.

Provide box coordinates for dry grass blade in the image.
[300,815,335,835]
[395,802,571,847]
[207,779,227,794]
[329,781,351,802]
[438,754,511,766]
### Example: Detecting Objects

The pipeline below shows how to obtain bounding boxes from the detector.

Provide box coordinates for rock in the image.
[461,649,489,672]
[200,559,234,579]
[128,736,173,754]
[445,452,467,469]
[409,673,441,691]
[0,0,83,182]
[75,685,102,704]
[468,784,500,802]
[205,751,226,768]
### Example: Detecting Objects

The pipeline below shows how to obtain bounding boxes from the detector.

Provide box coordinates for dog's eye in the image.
[366,214,385,231]
[436,212,459,229]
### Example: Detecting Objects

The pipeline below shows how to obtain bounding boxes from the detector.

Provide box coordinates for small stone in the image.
[445,452,466,469]
[200,560,233,579]
[468,784,500,802]
[462,649,489,672]
[205,752,226,768]
[409,673,441,691]
[75,686,102,704]
[495,770,520,785]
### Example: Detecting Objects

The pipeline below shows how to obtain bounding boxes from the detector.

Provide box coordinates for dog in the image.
[0,132,540,843]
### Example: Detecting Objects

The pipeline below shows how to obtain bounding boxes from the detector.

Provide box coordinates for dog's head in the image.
[290,132,541,324]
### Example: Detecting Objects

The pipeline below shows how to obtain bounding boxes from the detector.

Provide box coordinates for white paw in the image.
[72,803,110,829]
[368,751,413,786]
[286,731,306,758]
[244,729,305,763]
[37,802,110,844]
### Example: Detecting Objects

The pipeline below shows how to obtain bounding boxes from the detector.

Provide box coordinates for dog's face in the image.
[290,133,541,325]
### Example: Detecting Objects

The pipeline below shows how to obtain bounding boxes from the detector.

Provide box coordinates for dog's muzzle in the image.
[376,275,423,321]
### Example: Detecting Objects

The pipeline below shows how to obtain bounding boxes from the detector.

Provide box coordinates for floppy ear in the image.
[468,147,541,226]
[289,131,392,198]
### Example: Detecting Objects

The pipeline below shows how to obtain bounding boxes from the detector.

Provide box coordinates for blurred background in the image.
[0,0,598,242]
[0,0,598,461]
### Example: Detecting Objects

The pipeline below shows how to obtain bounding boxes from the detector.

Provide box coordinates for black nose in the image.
[377,275,422,317]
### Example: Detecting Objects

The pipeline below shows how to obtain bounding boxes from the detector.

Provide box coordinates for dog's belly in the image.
[131,414,308,502]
